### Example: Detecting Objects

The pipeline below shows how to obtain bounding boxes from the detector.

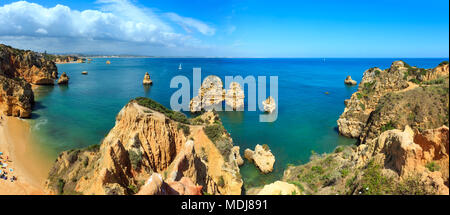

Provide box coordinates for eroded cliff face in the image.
[0,76,34,118]
[280,60,449,195]
[283,126,449,195]
[338,60,449,142]
[45,99,243,195]
[0,44,59,118]
[0,44,58,85]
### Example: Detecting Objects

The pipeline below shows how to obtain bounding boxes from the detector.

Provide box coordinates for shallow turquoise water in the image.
[28,58,447,188]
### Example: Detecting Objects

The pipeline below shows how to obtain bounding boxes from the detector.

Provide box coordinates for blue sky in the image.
[0,0,448,57]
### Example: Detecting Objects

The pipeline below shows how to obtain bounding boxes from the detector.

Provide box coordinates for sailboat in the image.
[178,63,182,70]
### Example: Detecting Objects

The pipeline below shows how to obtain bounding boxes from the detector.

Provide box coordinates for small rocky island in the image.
[225,82,245,110]
[344,76,357,85]
[262,96,276,113]
[57,72,69,85]
[244,144,276,174]
[143,72,153,85]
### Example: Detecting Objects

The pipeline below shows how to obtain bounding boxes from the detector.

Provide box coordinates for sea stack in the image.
[81,71,88,75]
[106,60,111,64]
[262,96,276,113]
[57,72,69,85]
[143,72,153,85]
[244,144,275,174]
[344,76,357,85]
[225,82,245,110]
[190,75,225,112]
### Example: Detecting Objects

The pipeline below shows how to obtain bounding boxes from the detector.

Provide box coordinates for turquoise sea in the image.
[29,58,448,188]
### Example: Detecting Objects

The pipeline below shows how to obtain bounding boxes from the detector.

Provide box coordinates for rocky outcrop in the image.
[136,173,202,195]
[231,146,244,166]
[421,61,449,82]
[225,82,245,110]
[190,75,225,112]
[54,56,84,64]
[344,76,357,85]
[106,60,111,64]
[0,76,34,118]
[57,72,69,85]
[247,181,301,195]
[81,71,88,75]
[0,44,58,118]
[282,126,449,195]
[142,72,152,85]
[262,96,276,113]
[45,98,243,195]
[338,60,449,141]
[0,44,58,85]
[244,144,275,174]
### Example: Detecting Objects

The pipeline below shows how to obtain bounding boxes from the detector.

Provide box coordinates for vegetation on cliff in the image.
[46,98,243,195]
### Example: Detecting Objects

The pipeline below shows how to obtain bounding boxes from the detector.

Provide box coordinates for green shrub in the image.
[359,103,365,111]
[334,146,344,153]
[85,144,100,152]
[129,150,143,169]
[359,160,393,195]
[262,144,270,151]
[57,179,65,195]
[204,124,225,143]
[425,161,440,172]
[381,121,396,132]
[134,97,189,124]
[409,78,421,84]
[127,184,139,194]
[177,123,190,136]
[438,61,448,66]
[217,176,225,187]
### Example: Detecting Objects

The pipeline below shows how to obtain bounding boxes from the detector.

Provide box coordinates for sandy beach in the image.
[0,115,52,195]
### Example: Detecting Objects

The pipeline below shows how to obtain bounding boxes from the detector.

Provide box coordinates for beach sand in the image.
[0,115,52,195]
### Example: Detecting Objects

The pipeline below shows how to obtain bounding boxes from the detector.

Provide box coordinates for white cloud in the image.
[166,12,216,36]
[0,0,216,54]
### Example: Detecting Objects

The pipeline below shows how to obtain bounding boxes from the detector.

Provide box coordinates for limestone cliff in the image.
[1,44,58,118]
[45,98,243,195]
[280,60,449,195]
[0,76,34,118]
[282,126,449,195]
[0,44,58,85]
[338,60,449,141]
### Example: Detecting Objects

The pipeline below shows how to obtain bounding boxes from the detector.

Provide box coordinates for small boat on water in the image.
[178,63,182,70]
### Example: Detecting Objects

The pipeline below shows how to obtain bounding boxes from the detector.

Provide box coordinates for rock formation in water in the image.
[344,76,357,85]
[190,75,225,112]
[143,72,153,85]
[57,72,69,85]
[262,96,276,113]
[225,82,245,110]
[81,71,88,75]
[45,97,243,195]
[244,144,275,174]
[106,60,111,64]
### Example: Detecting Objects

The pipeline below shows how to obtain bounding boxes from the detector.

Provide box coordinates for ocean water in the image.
[28,58,447,188]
